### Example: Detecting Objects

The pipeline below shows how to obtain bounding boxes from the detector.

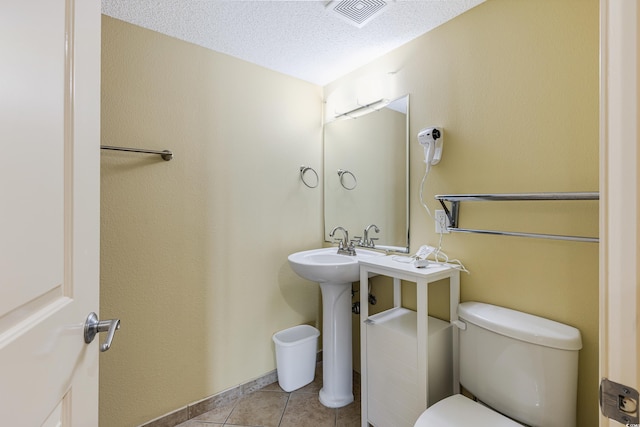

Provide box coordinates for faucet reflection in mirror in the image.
[356,224,380,248]
[324,95,409,253]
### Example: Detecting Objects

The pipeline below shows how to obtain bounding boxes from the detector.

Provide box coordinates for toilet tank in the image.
[458,302,582,427]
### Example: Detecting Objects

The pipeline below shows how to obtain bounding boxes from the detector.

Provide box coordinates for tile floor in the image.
[175,363,361,427]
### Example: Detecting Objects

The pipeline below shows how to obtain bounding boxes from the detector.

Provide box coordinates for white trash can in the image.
[272,324,320,392]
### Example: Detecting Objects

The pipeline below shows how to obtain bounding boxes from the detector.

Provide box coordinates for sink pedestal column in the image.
[318,281,353,408]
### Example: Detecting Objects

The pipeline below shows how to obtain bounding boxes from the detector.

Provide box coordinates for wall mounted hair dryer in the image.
[417,127,443,165]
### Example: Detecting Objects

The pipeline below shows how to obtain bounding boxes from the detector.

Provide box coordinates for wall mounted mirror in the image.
[323,95,409,253]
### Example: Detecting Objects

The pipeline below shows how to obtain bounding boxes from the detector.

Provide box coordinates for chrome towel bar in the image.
[434,192,599,243]
[101,145,173,161]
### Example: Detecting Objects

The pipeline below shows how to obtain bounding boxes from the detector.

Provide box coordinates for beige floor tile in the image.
[174,364,360,427]
[279,392,336,427]
[192,398,237,423]
[336,398,361,427]
[174,420,223,427]
[225,390,289,427]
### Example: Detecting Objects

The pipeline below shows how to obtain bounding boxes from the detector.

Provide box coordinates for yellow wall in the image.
[100,16,323,426]
[328,0,599,425]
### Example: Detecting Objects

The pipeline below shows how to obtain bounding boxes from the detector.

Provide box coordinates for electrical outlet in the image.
[435,210,450,234]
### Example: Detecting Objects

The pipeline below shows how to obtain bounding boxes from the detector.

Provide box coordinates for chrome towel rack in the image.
[100,145,173,161]
[434,192,599,243]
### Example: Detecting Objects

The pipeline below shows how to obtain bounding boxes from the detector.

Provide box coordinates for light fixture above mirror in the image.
[334,98,390,120]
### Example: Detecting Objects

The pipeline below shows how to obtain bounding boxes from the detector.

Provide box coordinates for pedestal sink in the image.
[288,247,383,408]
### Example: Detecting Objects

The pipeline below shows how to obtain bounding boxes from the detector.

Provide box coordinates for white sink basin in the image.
[287,247,385,408]
[288,247,383,284]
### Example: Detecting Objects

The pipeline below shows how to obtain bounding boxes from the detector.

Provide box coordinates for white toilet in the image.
[415,301,582,427]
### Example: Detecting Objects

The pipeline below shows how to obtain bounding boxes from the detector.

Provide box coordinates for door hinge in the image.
[600,378,639,424]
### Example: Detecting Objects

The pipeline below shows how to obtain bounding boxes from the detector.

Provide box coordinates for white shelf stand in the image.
[359,256,460,427]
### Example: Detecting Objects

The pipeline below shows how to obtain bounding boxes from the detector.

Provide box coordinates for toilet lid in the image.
[414,395,522,427]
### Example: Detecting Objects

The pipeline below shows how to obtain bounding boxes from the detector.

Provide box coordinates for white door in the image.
[0,0,101,426]
[600,0,640,425]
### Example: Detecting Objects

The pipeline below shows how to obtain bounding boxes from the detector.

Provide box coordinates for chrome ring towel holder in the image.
[338,169,357,190]
[300,166,319,188]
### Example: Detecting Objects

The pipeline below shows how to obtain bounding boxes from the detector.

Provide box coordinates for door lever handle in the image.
[84,312,121,352]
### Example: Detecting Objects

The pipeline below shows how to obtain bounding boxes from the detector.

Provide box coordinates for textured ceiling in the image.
[101,0,485,86]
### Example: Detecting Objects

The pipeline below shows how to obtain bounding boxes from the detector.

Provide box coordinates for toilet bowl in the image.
[414,394,521,426]
[414,302,582,427]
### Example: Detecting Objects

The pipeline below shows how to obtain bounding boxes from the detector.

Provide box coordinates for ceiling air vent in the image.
[328,0,389,28]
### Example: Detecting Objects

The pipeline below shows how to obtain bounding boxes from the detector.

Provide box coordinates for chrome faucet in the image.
[329,226,356,255]
[361,224,380,248]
